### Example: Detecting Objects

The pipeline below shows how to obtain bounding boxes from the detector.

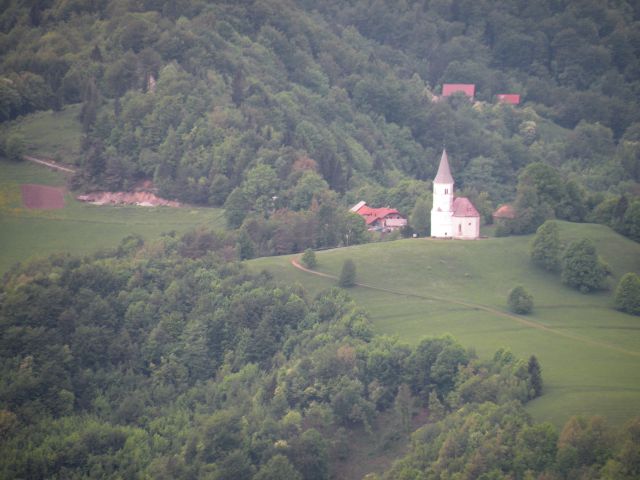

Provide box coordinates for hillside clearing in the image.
[0,160,225,274]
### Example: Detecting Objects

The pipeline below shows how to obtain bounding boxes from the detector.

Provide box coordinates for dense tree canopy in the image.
[0,0,638,237]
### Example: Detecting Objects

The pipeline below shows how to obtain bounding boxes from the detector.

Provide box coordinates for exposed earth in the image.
[20,184,65,209]
[76,191,181,207]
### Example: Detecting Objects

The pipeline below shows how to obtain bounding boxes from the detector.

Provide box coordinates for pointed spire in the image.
[434,149,454,184]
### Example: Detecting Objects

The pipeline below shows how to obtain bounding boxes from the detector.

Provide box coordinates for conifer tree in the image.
[528,355,543,398]
[339,259,356,288]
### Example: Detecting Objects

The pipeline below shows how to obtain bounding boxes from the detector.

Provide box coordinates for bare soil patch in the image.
[76,191,180,207]
[21,184,65,209]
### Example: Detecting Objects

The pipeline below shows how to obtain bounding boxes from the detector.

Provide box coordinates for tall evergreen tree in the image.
[338,259,356,288]
[528,355,543,398]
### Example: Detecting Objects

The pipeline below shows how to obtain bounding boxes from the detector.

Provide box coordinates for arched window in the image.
[445,188,449,194]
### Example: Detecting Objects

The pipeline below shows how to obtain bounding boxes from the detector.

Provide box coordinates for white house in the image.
[430,150,480,239]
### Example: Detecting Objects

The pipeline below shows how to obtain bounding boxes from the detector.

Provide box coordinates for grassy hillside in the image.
[249,224,640,426]
[0,104,84,165]
[0,160,225,274]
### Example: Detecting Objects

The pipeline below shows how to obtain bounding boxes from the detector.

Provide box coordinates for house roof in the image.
[496,94,520,105]
[492,204,516,219]
[452,197,480,217]
[442,83,476,98]
[351,203,405,225]
[434,149,454,184]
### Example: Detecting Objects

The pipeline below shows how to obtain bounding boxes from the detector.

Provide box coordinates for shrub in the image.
[301,248,317,269]
[508,285,533,314]
[614,272,640,315]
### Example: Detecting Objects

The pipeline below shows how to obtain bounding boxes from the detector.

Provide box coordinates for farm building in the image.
[442,83,475,99]
[350,201,407,232]
[430,150,480,239]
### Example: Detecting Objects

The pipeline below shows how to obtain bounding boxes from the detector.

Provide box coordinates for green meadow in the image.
[249,225,640,427]
[1,104,84,164]
[0,160,225,274]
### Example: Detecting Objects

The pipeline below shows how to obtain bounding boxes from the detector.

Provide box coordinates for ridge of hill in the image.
[249,222,640,425]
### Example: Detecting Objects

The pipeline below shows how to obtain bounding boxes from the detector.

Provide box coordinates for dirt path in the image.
[291,258,640,358]
[23,155,76,174]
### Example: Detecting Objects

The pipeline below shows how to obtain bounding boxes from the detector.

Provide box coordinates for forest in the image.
[0,0,639,248]
[1,231,638,479]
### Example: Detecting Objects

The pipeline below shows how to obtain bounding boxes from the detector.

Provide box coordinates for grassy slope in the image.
[0,160,225,274]
[1,104,84,164]
[249,225,640,426]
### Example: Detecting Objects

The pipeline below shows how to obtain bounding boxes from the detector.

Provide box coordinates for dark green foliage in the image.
[301,248,317,269]
[615,273,640,316]
[508,285,534,314]
[2,134,25,161]
[410,197,430,236]
[531,221,561,272]
[338,259,356,287]
[561,239,608,293]
[528,355,543,398]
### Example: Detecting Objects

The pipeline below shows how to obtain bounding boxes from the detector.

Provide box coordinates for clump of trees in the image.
[561,239,609,293]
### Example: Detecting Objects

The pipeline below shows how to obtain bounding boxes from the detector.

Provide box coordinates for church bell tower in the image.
[431,149,454,237]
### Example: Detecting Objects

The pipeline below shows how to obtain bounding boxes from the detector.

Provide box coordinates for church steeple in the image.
[434,149,454,184]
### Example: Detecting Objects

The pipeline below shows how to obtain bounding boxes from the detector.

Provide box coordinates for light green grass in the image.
[249,226,640,426]
[0,160,225,274]
[1,104,84,164]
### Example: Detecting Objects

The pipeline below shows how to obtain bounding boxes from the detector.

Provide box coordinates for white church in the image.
[430,150,480,239]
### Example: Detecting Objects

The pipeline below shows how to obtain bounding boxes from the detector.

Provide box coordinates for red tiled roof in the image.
[353,204,405,225]
[442,84,475,98]
[493,204,516,219]
[496,94,520,105]
[452,197,480,217]
[434,149,454,184]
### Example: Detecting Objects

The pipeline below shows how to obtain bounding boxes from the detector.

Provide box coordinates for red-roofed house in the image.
[431,150,480,239]
[350,202,407,232]
[442,83,475,99]
[496,94,520,105]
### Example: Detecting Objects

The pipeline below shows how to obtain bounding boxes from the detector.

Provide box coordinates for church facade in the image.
[430,150,480,239]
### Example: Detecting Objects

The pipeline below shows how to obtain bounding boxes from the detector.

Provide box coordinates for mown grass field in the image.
[0,160,225,274]
[249,225,640,427]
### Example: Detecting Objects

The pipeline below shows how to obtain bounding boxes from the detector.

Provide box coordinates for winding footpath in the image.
[291,257,640,358]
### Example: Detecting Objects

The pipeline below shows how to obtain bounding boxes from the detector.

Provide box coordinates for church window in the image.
[445,188,449,194]
[458,224,462,234]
